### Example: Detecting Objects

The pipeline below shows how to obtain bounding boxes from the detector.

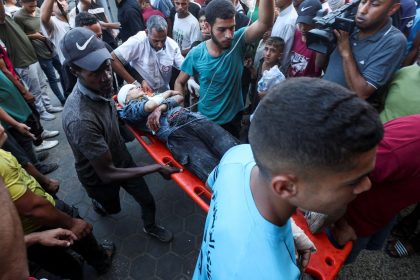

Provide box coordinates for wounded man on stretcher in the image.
[117,84,239,181]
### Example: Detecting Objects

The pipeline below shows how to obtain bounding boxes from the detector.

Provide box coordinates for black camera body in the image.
[306,0,360,54]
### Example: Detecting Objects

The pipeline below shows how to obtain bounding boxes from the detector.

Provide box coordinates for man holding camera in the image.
[322,0,406,101]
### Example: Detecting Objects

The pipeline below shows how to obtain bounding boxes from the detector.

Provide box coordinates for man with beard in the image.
[322,0,406,101]
[111,15,184,93]
[61,28,180,243]
[174,0,274,138]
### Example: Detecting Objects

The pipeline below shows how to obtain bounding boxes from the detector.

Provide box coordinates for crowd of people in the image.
[0,0,419,278]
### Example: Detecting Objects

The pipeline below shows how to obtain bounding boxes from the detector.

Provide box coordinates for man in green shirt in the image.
[380,50,420,123]
[14,0,66,106]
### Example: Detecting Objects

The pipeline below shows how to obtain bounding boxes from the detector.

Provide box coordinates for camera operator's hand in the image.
[334,30,352,58]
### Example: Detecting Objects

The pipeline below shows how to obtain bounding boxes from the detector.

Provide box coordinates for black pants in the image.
[83,158,156,228]
[2,132,32,167]
[26,102,44,146]
[7,126,38,164]
[27,200,108,280]
[221,111,243,139]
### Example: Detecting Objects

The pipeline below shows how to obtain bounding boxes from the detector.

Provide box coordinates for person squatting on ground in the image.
[61,28,181,243]
[117,84,239,182]
[194,77,384,279]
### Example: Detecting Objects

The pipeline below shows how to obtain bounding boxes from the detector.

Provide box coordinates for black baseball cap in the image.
[296,0,323,25]
[60,27,111,71]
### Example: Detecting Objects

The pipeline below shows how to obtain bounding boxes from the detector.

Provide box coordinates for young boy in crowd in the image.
[287,0,322,78]
[117,84,239,181]
[254,36,285,100]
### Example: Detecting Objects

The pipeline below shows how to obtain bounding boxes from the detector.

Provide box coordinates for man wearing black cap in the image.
[287,0,323,77]
[61,27,180,243]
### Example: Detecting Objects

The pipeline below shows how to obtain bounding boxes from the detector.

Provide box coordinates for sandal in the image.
[386,239,415,258]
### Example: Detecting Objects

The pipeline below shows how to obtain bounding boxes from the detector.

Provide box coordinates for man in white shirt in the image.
[272,0,298,68]
[112,15,184,93]
[41,0,72,64]
[172,0,201,56]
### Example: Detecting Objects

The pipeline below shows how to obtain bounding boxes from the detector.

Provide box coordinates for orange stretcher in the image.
[126,124,352,280]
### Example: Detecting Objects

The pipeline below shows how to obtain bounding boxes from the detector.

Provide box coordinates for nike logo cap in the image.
[60,27,112,71]
[296,0,323,25]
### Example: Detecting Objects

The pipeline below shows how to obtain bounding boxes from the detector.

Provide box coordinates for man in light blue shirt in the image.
[194,78,384,279]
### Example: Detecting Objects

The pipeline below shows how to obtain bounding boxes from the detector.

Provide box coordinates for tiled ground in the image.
[49,127,205,280]
[43,98,420,280]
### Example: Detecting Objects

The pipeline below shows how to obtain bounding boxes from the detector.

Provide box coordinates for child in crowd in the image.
[250,36,285,111]
[117,85,239,181]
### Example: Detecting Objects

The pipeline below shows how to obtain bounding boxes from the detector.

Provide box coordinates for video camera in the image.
[306,0,360,55]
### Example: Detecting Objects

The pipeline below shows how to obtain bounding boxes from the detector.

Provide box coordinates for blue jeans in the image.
[167,117,239,181]
[38,55,66,105]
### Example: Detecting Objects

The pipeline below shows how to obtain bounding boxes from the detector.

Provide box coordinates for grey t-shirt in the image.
[323,20,407,90]
[62,82,134,187]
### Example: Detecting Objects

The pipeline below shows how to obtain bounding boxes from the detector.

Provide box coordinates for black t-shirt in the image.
[62,82,134,187]
[118,0,146,42]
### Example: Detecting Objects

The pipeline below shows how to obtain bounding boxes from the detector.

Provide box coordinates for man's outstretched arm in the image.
[244,0,274,43]
[40,0,55,34]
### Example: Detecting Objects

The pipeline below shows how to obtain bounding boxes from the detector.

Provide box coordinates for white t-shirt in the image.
[5,5,20,16]
[42,16,71,63]
[114,31,184,92]
[173,13,201,51]
[271,4,298,68]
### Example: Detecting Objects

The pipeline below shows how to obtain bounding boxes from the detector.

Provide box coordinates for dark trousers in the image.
[167,118,239,181]
[83,158,156,228]
[7,126,38,164]
[27,200,108,280]
[62,64,77,98]
[2,132,32,166]
[221,111,243,139]
[345,218,397,264]
[26,102,44,146]
[38,55,66,105]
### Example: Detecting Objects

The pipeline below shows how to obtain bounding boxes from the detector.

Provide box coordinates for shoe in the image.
[34,140,59,152]
[35,163,59,174]
[92,199,109,216]
[94,240,116,275]
[41,130,59,139]
[305,211,328,234]
[46,106,63,113]
[40,111,56,121]
[37,151,49,162]
[143,224,173,242]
